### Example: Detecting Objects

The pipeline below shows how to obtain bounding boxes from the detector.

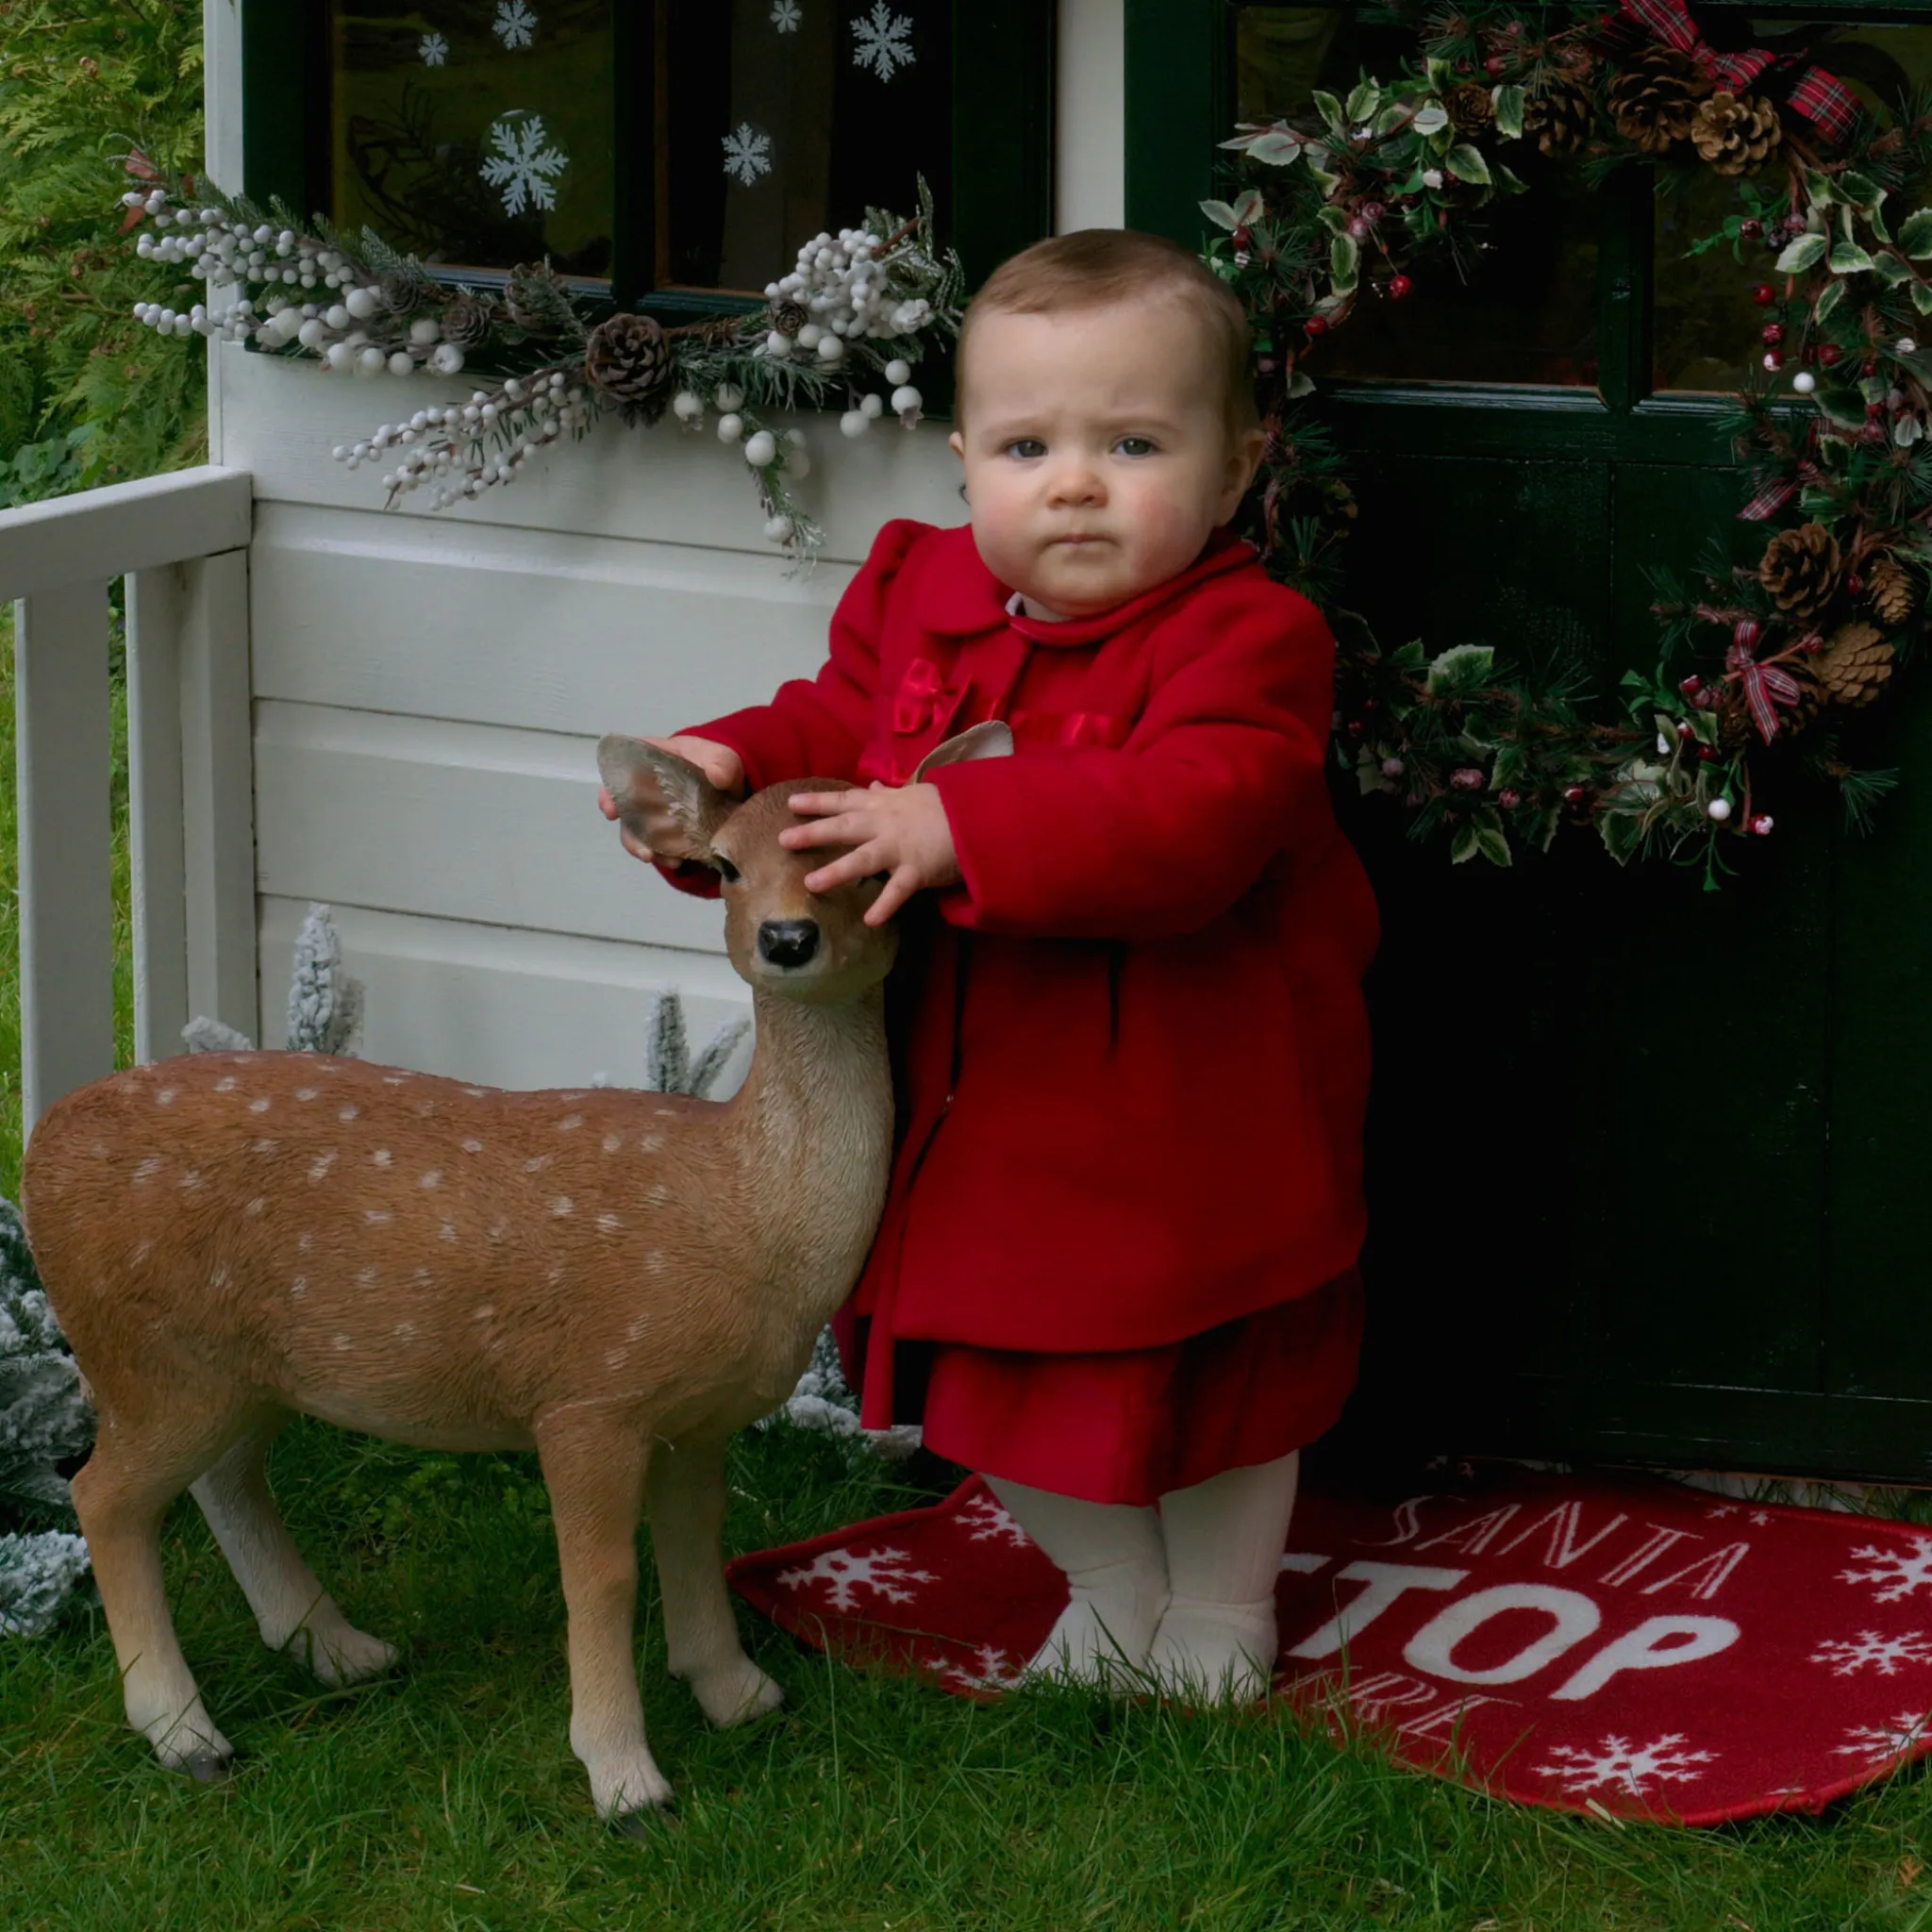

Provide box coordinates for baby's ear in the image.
[596,735,735,864]
[911,720,1013,782]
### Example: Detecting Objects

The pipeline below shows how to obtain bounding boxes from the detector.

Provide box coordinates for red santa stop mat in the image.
[727,1467,1932,1824]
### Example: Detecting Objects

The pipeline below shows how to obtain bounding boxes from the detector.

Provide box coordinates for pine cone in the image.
[378,268,427,317]
[1814,620,1895,708]
[1607,45,1711,155]
[439,292,495,351]
[771,299,809,337]
[1758,522,1842,621]
[1523,76,1595,157]
[505,259,575,336]
[1690,91,1782,176]
[1868,555,1918,626]
[584,311,674,409]
[1447,81,1495,137]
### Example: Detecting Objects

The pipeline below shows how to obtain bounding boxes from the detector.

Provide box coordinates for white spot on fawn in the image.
[333,1334,352,1351]
[597,1212,623,1234]
[382,1074,409,1086]
[245,1197,267,1217]
[440,1223,459,1242]
[488,1221,508,1241]
[420,1170,442,1189]
[308,1153,338,1183]
[298,1230,314,1254]
[249,1097,272,1114]
[473,1304,494,1322]
[339,1105,359,1123]
[558,1091,588,1101]
[641,1134,664,1155]
[358,1266,378,1284]
[156,1089,176,1106]
[524,1155,552,1173]
[648,1184,669,1208]
[602,1133,623,1154]
[558,1114,584,1131]
[461,1139,484,1155]
[215,1076,237,1092]
[625,1313,650,1341]
[295,1087,319,1101]
[178,1170,205,1191]
[210,1265,230,1289]
[646,1250,665,1275]
[291,1277,308,1299]
[251,1139,279,1154]
[604,1347,628,1370]
[364,1208,392,1225]
[654,1108,676,1118]
[133,1239,154,1262]
[372,1150,392,1167]
[133,1157,163,1185]
[461,1086,487,1099]
[394,1322,416,1341]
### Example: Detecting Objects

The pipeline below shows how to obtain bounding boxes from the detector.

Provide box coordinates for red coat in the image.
[676,520,1377,1391]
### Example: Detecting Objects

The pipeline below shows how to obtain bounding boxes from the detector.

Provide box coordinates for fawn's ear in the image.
[910,720,1014,783]
[596,734,735,864]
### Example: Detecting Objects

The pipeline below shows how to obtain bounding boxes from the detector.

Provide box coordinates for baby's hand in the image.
[598,735,745,864]
[782,782,958,925]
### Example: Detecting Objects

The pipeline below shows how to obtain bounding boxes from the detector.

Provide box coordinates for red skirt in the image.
[845,1271,1363,1507]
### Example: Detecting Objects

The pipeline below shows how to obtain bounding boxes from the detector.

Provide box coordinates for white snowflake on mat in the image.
[1840,1539,1932,1604]
[1833,1711,1932,1765]
[957,1491,1031,1549]
[776,1544,936,1613]
[852,2,915,80]
[1538,1734,1716,1799]
[772,0,803,29]
[493,1,539,49]
[419,31,449,66]
[721,123,774,188]
[480,114,567,217]
[1811,1630,1932,1678]
[935,1643,1028,1693]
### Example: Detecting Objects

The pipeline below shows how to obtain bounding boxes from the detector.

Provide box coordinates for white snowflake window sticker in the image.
[1833,1711,1932,1765]
[722,123,774,188]
[772,0,804,30]
[775,1543,936,1612]
[852,3,915,81]
[1810,1629,1932,1677]
[419,31,449,67]
[1538,1733,1717,1799]
[1840,1538,1932,1604]
[493,1,539,51]
[480,113,568,218]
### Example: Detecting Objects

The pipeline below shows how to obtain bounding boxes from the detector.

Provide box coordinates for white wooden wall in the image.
[203,0,1124,1091]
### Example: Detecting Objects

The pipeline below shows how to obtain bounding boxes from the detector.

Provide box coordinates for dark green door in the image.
[1128,0,1932,1480]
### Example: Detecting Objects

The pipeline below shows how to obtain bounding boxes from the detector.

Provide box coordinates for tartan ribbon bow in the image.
[1609,0,1859,147]
[1739,461,1823,524]
[1726,632,1805,741]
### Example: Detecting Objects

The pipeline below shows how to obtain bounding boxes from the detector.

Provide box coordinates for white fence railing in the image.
[2,466,256,1139]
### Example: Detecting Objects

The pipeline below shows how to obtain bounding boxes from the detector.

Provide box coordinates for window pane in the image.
[328,1,615,280]
[1237,5,1599,387]
[1654,18,1932,392]
[661,0,952,297]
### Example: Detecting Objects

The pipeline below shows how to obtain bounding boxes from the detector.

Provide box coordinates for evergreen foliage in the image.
[0,0,206,499]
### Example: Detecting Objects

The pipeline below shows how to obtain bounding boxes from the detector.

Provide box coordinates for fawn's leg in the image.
[534,1410,668,1825]
[69,1399,245,1776]
[191,1417,398,1687]
[647,1433,782,1727]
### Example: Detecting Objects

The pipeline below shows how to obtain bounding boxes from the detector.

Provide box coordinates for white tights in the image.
[987,1450,1300,1703]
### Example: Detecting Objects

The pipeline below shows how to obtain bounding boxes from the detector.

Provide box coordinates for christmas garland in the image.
[115,152,961,562]
[1207,0,1932,878]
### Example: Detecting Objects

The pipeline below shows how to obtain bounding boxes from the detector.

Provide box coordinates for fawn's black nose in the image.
[758,919,821,969]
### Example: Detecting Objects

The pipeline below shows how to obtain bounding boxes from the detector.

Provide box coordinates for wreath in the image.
[1207,0,1932,880]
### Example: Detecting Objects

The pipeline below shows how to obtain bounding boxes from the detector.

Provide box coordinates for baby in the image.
[606,228,1377,1697]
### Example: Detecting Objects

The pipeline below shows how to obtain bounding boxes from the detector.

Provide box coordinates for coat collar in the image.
[915,524,1259,646]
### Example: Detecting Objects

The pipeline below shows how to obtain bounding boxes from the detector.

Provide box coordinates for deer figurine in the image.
[21,723,1010,1830]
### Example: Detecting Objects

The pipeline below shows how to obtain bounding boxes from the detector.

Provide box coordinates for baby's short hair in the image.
[958,228,1258,438]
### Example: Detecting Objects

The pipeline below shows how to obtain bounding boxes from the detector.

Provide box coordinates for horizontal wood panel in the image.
[254,702,724,950]
[216,342,969,565]
[249,504,841,735]
[256,897,752,1097]
[0,468,251,602]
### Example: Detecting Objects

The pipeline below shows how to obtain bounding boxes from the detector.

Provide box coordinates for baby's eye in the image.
[1004,438,1046,459]
[1116,436,1158,458]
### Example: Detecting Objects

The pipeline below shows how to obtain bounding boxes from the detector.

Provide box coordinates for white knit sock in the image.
[986,1477,1170,1690]
[1149,1451,1300,1704]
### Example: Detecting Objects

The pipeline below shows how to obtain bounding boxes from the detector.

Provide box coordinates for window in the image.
[242,0,1047,317]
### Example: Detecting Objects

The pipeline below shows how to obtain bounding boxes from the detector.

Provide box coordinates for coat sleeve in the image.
[680,518,928,791]
[926,585,1336,941]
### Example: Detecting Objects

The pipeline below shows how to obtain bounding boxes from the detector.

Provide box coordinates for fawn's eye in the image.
[714,855,741,884]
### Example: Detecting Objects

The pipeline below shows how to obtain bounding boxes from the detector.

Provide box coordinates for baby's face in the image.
[949,296,1263,620]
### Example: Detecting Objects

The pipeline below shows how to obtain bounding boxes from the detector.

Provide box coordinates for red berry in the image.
[1750,814,1774,837]
[1389,274,1414,301]
[1485,55,1507,75]
[1676,720,1696,741]
[1752,283,1776,306]
[1231,224,1253,251]
[1359,201,1385,226]
[1697,744,1718,761]
[1348,215,1372,241]
[1740,218,1763,241]
[1761,322,1785,346]
[1498,789,1523,809]
[1563,785,1588,807]
[1848,575,1863,595]
[1305,316,1327,336]
[1868,400,1888,419]
[1679,674,1703,696]
[1763,350,1784,372]
[1819,343,1843,367]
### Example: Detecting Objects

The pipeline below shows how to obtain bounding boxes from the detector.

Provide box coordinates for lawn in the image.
[6,615,1932,1930]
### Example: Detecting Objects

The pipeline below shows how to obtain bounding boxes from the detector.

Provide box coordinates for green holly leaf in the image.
[1312,90,1346,134]
[1374,101,1410,136]
[1444,143,1491,187]
[1247,128,1303,165]
[1491,84,1525,140]
[1902,208,1932,258]
[1775,232,1828,274]
[1451,823,1481,864]
[1425,642,1496,695]
[1316,204,1350,235]
[1830,240,1876,275]
[1412,99,1450,137]
[1876,251,1913,287]
[1912,280,1932,315]
[1815,277,1846,321]
[1472,807,1513,868]
[1840,170,1882,209]
[1287,370,1315,398]
[1599,811,1642,865]
[1330,232,1359,293]
[1345,79,1382,123]
[1391,640,1428,671]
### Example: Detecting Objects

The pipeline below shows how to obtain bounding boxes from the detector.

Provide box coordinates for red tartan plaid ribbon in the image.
[1607,0,1859,146]
[1739,462,1821,523]
[1726,637,1805,740]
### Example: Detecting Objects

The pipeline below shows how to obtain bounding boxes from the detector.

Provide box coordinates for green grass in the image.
[8,614,1932,1929]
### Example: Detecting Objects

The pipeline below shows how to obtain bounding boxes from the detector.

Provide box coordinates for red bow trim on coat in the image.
[1010,710,1130,751]
[892,658,964,736]
[1607,0,1859,147]
[1726,634,1805,741]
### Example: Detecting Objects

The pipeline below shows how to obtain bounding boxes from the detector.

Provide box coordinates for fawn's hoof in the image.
[180,1748,235,1785]
[608,1798,677,1840]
